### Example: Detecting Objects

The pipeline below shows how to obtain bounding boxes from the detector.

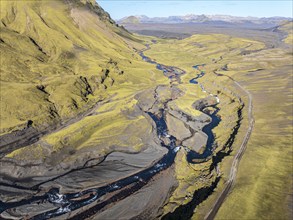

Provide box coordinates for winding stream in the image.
[186,64,221,163]
[0,46,222,219]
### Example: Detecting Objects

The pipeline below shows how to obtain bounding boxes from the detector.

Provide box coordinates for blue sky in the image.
[97,1,293,19]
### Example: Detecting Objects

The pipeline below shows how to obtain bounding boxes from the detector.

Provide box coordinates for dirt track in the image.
[204,74,255,220]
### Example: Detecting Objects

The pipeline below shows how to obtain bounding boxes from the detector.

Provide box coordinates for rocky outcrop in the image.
[167,106,211,132]
[182,131,208,153]
[166,113,191,140]
[192,96,216,111]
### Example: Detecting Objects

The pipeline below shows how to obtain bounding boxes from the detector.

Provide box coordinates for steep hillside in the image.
[0,0,151,135]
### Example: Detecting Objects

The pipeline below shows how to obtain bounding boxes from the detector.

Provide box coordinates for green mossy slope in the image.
[0,0,162,134]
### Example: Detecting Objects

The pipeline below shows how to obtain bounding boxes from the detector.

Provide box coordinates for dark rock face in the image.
[192,96,216,111]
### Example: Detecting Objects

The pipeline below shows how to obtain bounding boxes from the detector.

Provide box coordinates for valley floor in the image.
[0,2,292,218]
[137,26,292,220]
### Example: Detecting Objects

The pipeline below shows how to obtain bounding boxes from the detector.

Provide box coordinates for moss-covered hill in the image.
[279,21,293,44]
[0,0,160,135]
[119,16,141,24]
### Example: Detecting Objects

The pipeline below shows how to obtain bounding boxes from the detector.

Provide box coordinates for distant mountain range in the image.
[118,14,292,26]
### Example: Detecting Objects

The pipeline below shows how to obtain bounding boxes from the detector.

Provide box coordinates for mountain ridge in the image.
[118,14,292,26]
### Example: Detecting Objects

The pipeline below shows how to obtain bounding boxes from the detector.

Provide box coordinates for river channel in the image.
[0,46,221,219]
